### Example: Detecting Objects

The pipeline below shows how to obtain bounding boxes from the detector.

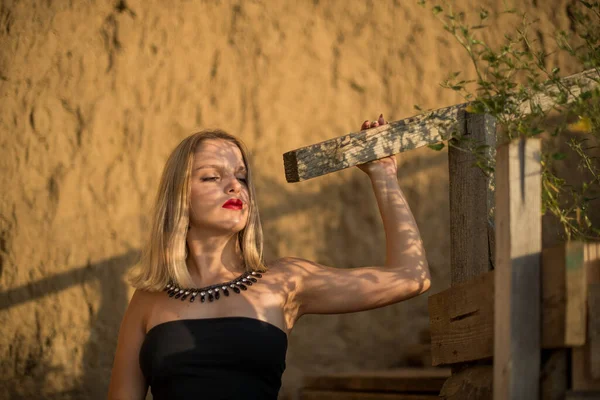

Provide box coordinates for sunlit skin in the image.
[186,139,250,287]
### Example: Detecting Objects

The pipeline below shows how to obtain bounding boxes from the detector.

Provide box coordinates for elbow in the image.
[419,275,431,294]
[415,263,431,294]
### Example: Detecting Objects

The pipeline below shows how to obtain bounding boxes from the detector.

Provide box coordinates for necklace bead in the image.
[165,270,264,303]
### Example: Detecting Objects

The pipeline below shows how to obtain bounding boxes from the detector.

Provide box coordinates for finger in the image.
[371,120,379,128]
[378,114,386,126]
[361,120,371,130]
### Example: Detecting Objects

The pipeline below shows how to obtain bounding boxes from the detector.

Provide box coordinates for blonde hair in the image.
[129,129,267,291]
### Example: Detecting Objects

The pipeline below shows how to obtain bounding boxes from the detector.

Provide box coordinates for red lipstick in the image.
[223,198,243,210]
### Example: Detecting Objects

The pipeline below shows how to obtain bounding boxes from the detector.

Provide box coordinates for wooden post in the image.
[449,111,496,284]
[438,112,496,399]
[494,138,542,400]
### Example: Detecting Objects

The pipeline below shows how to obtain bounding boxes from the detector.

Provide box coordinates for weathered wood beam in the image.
[428,242,598,366]
[283,102,465,182]
[283,69,599,182]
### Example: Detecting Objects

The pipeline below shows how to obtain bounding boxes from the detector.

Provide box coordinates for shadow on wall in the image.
[1,149,447,400]
[1,251,138,400]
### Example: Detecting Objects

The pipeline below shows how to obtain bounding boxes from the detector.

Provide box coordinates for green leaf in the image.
[530,127,544,136]
[432,5,443,15]
[414,104,423,111]
[428,143,445,151]
[480,9,489,20]
[552,152,567,160]
[580,91,593,100]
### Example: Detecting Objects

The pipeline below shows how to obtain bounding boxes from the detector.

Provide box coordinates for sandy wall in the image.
[0,0,580,399]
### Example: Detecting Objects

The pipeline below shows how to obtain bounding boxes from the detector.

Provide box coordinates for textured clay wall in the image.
[0,1,579,399]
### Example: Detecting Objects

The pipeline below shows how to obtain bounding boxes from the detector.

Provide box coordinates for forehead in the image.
[193,139,245,167]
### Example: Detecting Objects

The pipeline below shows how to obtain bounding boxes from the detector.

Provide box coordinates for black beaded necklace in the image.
[164,271,264,303]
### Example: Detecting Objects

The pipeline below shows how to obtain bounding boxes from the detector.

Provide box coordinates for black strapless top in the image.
[139,317,288,400]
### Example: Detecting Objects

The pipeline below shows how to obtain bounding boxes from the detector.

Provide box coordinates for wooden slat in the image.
[587,243,600,379]
[494,138,542,400]
[543,242,588,348]
[449,113,496,284]
[302,368,450,393]
[283,69,598,182]
[572,242,600,391]
[429,272,495,365]
[299,391,440,400]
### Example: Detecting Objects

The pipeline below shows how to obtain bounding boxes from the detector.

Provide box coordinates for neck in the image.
[185,228,245,287]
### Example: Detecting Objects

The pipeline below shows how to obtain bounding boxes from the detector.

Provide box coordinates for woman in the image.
[107,116,431,400]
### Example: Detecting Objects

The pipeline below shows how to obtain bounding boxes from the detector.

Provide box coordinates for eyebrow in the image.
[194,164,247,172]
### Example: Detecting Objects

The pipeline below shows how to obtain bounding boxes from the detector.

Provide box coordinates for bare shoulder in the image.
[262,256,317,300]
[124,288,162,332]
[263,257,308,288]
[265,256,315,273]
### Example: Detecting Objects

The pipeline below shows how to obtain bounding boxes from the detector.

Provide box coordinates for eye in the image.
[237,177,248,184]
[202,177,219,182]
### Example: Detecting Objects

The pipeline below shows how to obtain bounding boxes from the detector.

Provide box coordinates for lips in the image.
[223,198,243,209]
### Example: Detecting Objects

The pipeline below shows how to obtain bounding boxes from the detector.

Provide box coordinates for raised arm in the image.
[281,116,431,319]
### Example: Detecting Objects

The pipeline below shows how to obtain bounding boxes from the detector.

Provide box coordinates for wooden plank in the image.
[542,242,588,348]
[283,103,465,182]
[302,368,450,393]
[429,242,596,365]
[283,69,598,182]
[299,391,440,400]
[587,242,600,379]
[572,242,600,391]
[429,272,495,365]
[449,113,496,284]
[494,138,542,400]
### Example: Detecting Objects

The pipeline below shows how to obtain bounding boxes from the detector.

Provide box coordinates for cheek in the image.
[190,186,217,206]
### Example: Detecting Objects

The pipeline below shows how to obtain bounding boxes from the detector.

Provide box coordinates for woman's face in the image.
[189,139,250,235]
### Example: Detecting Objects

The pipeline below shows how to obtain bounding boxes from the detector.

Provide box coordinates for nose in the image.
[226,176,242,194]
